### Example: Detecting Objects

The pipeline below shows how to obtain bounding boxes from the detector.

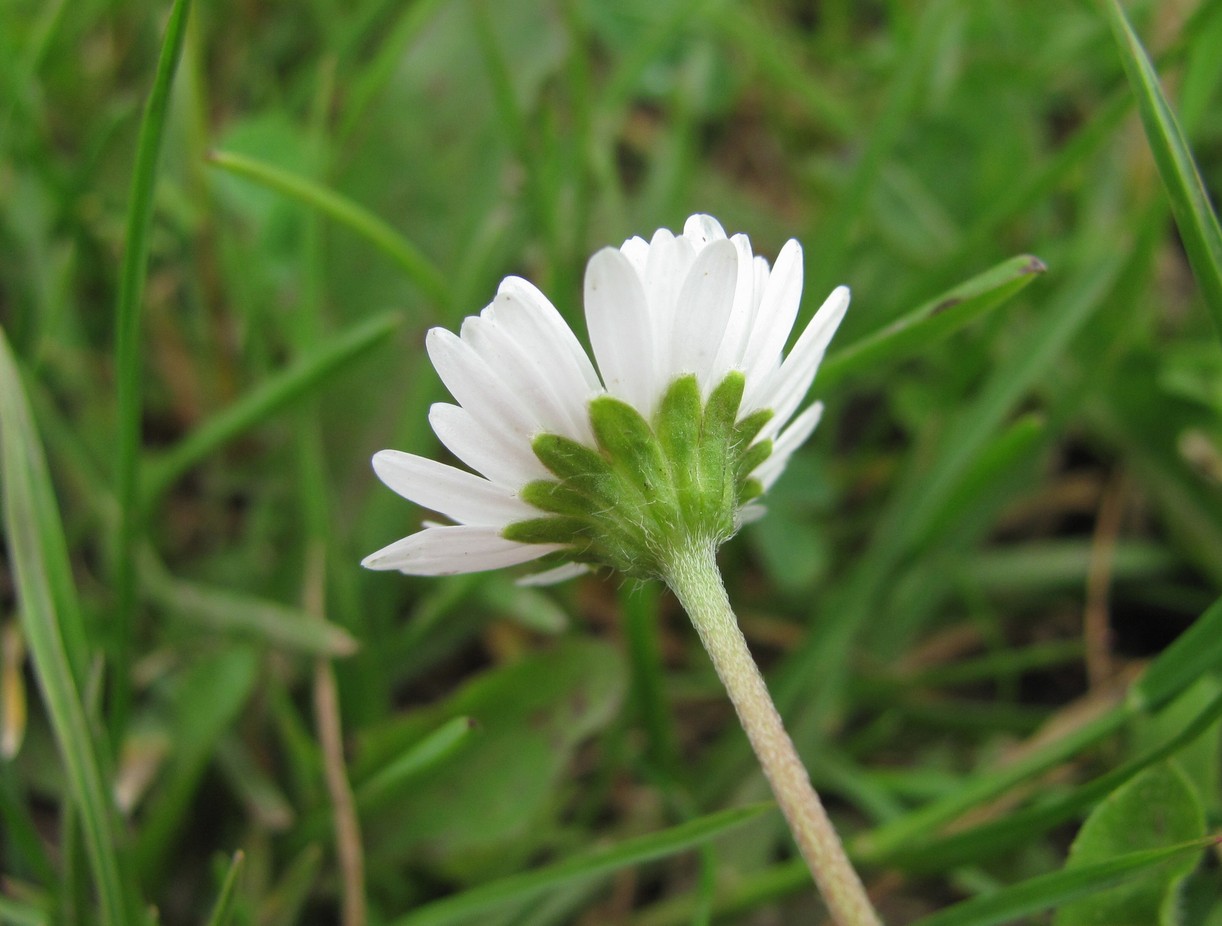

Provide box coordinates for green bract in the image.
[504,371,773,578]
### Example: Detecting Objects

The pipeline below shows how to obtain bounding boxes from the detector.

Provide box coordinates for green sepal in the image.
[737,438,773,481]
[705,371,746,430]
[655,375,702,520]
[533,433,613,482]
[514,372,798,579]
[700,371,746,527]
[733,407,772,451]
[503,516,590,546]
[520,480,595,518]
[739,477,765,504]
[589,396,671,496]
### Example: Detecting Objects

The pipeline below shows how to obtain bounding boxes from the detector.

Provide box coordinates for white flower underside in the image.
[362,214,849,581]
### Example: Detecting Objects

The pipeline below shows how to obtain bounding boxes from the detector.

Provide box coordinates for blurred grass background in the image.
[2,0,1222,923]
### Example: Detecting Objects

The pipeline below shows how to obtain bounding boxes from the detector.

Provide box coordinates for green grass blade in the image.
[337,0,448,141]
[819,255,1047,390]
[203,851,245,926]
[112,0,193,741]
[621,581,679,778]
[0,894,48,926]
[708,3,854,139]
[1130,593,1222,712]
[805,0,958,294]
[633,857,811,926]
[207,150,452,308]
[0,756,58,883]
[142,311,400,504]
[854,704,1131,863]
[356,716,477,810]
[390,804,773,926]
[882,686,1222,872]
[859,591,1222,866]
[142,554,359,657]
[1100,0,1222,338]
[908,835,1218,926]
[0,329,135,926]
[135,648,259,881]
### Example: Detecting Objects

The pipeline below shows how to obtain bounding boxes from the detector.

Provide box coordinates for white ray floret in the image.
[363,214,850,581]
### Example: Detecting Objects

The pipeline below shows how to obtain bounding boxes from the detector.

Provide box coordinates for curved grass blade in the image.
[208,150,452,309]
[356,716,477,810]
[819,255,1047,390]
[0,894,49,926]
[391,803,772,926]
[854,703,1131,863]
[707,3,853,138]
[112,0,193,741]
[0,330,135,926]
[135,648,259,881]
[1100,0,1222,338]
[908,835,1218,926]
[805,0,958,294]
[1130,593,1222,713]
[880,686,1222,872]
[142,554,359,657]
[142,311,400,504]
[858,590,1222,865]
[203,851,246,926]
[338,0,448,140]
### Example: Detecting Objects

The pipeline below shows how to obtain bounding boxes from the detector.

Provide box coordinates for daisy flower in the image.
[361,214,880,926]
[362,214,848,584]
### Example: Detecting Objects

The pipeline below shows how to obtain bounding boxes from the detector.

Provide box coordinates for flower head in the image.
[363,214,848,583]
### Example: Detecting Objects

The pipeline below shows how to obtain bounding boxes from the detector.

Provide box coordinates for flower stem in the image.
[663,541,882,926]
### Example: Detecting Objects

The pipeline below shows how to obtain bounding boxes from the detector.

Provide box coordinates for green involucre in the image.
[503,372,774,578]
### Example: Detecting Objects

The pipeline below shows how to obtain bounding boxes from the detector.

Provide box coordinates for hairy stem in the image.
[664,541,882,926]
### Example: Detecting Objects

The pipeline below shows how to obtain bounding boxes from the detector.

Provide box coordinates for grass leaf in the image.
[142,311,401,504]
[356,716,477,810]
[111,0,193,740]
[204,851,246,926]
[1131,594,1222,712]
[1100,0,1222,338]
[143,558,359,657]
[207,150,453,308]
[909,835,1218,926]
[0,328,136,925]
[819,254,1046,390]
[390,803,773,926]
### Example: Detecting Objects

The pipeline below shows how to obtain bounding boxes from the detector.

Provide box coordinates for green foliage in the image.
[1054,763,1205,926]
[2,0,1222,922]
[354,638,625,883]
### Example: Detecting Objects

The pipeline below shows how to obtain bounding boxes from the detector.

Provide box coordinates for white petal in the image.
[736,503,768,526]
[499,277,602,393]
[644,232,697,406]
[426,327,540,444]
[682,214,727,247]
[516,561,591,586]
[428,402,546,487]
[754,401,824,490]
[462,305,591,445]
[620,236,650,274]
[669,238,738,389]
[371,450,536,526]
[585,247,654,411]
[710,233,759,382]
[740,239,804,399]
[490,280,600,443]
[361,525,563,574]
[756,286,849,432]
